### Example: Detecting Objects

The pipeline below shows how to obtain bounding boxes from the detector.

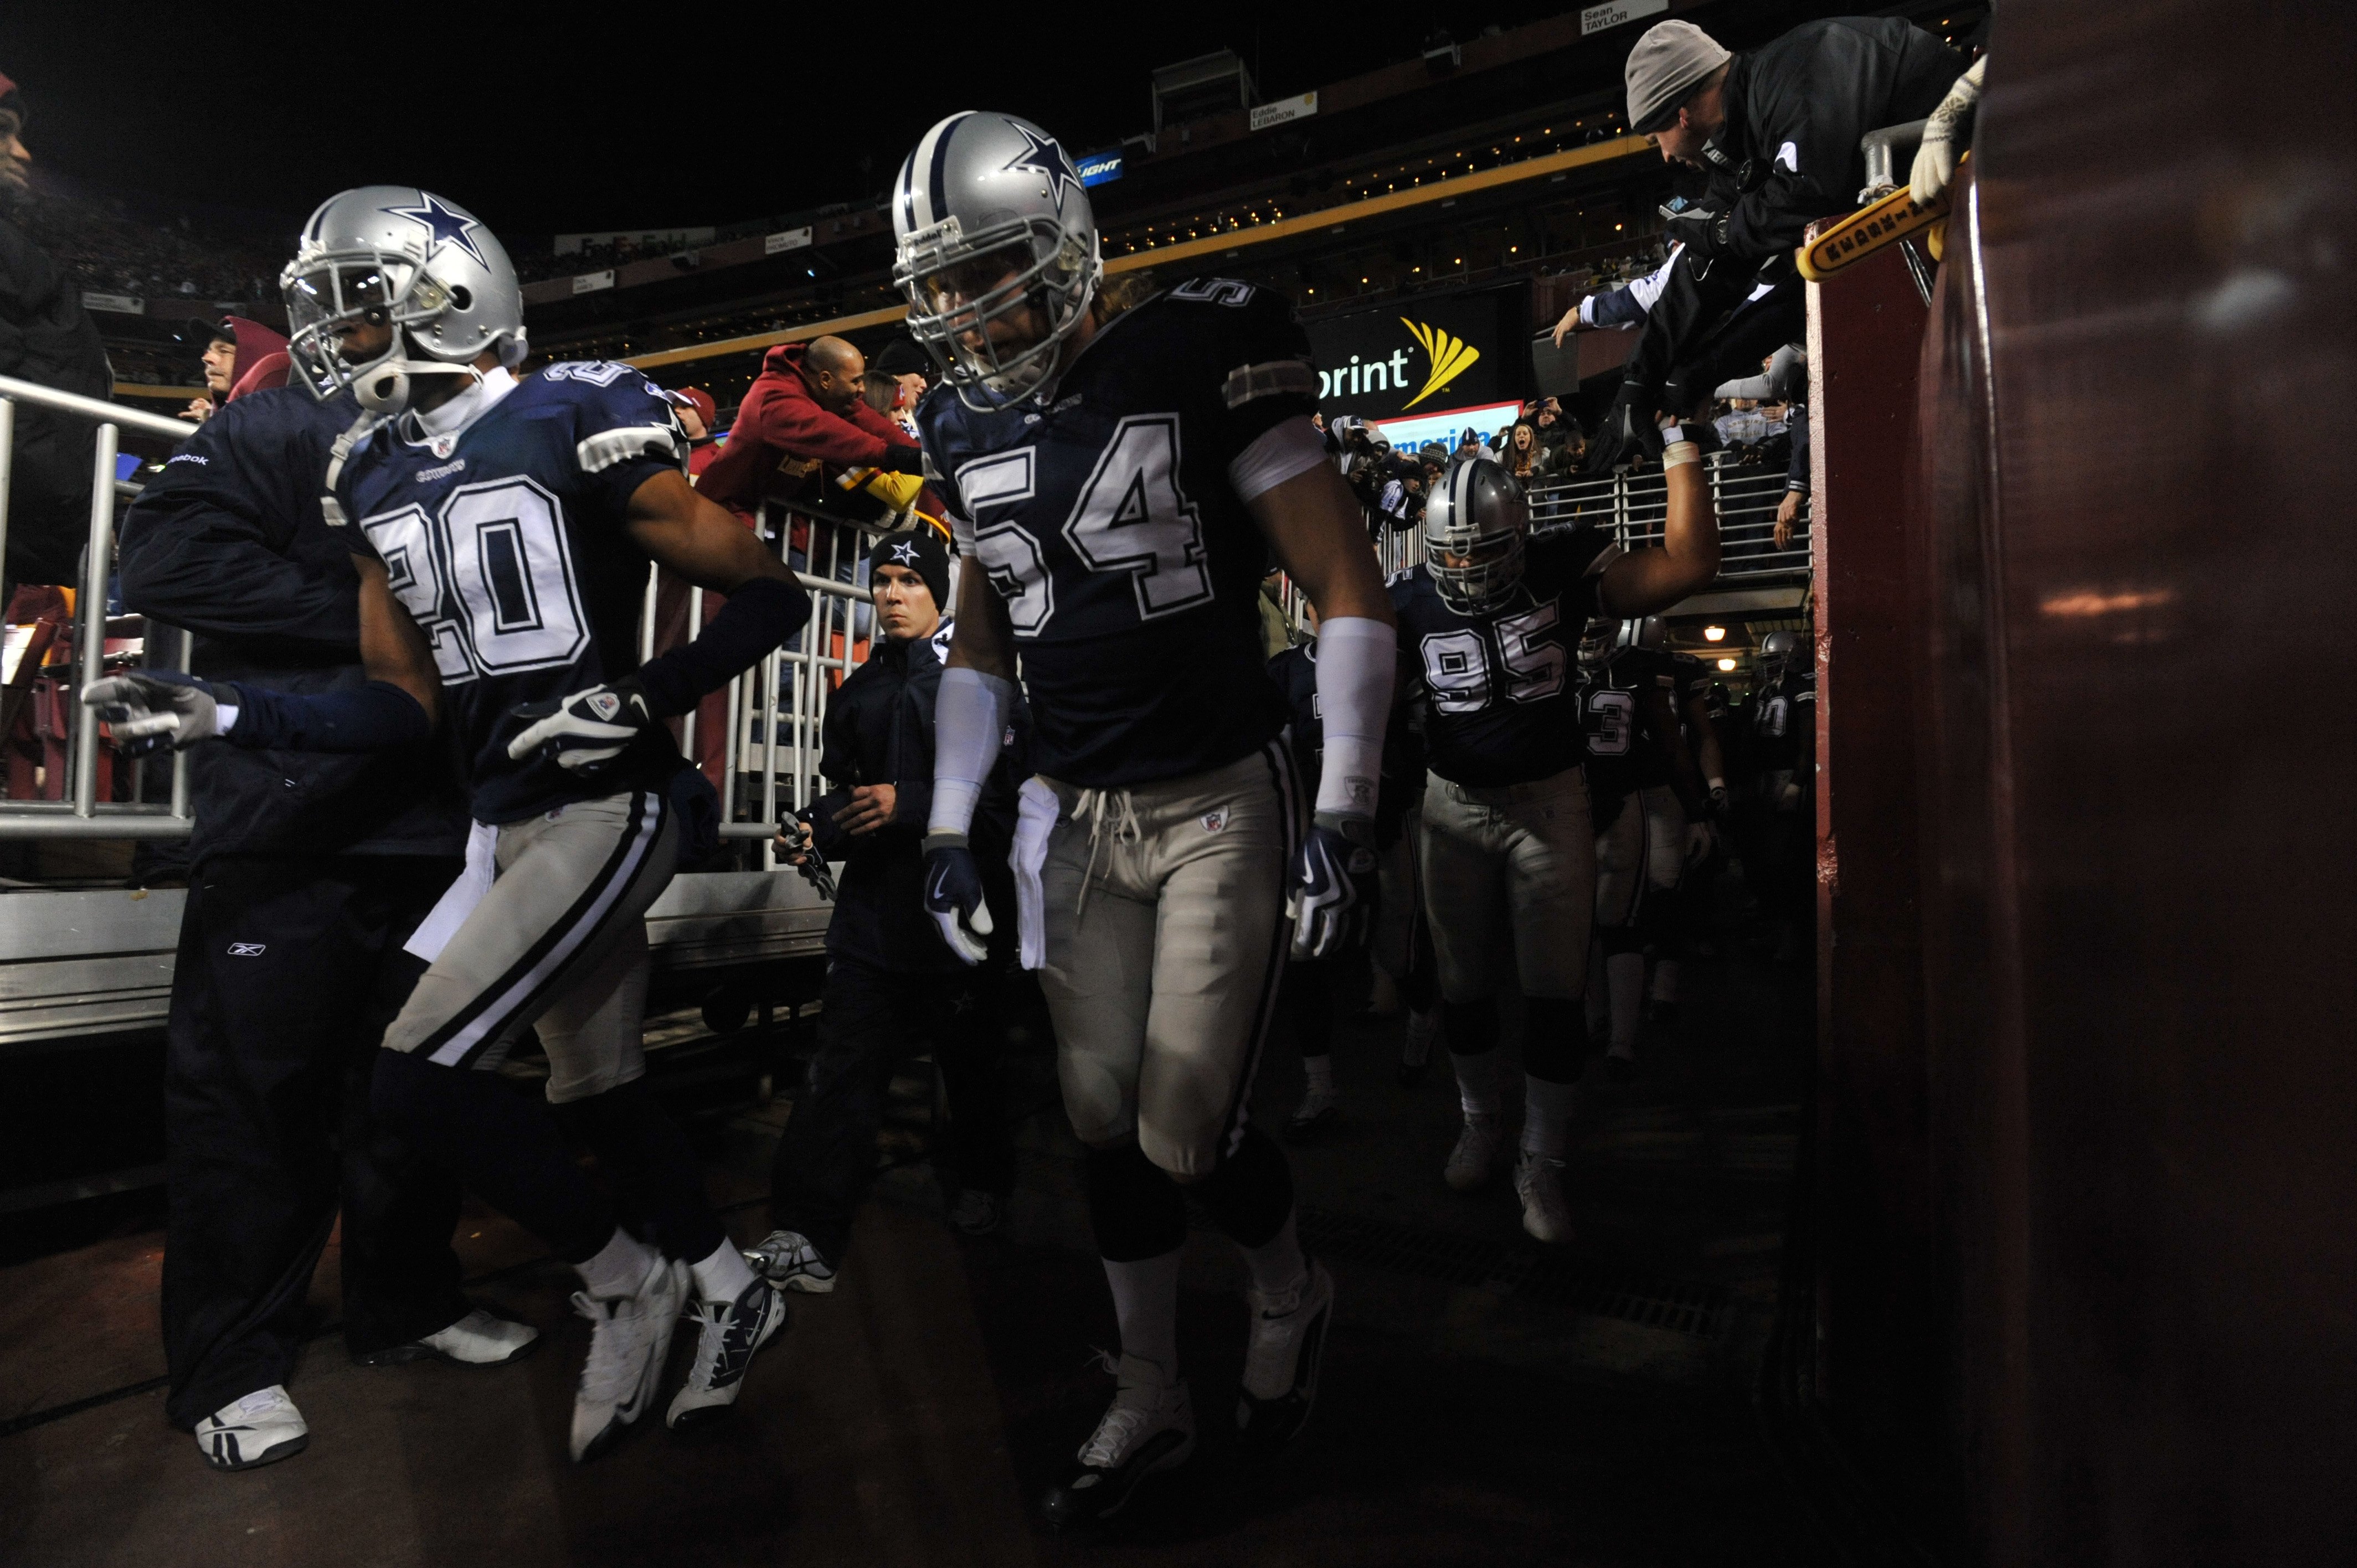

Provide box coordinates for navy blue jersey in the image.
[1750,668,1817,773]
[117,384,469,864]
[1390,528,1620,789]
[337,364,686,823]
[1580,647,1681,816]
[1669,650,1714,710]
[1268,638,1424,847]
[918,278,1312,788]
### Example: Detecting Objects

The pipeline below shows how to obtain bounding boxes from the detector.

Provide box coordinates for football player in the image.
[86,188,810,1461]
[893,112,1396,1523]
[1267,602,1426,1140]
[1748,627,1816,962]
[1394,447,1718,1244]
[1578,616,1708,1077]
[1649,643,1730,1019]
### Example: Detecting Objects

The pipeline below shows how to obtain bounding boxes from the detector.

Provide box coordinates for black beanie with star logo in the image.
[868,527,950,614]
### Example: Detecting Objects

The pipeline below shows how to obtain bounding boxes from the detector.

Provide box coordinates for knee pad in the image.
[1084,1141,1187,1262]
[1192,1126,1294,1251]
[1521,997,1591,1085]
[1443,998,1499,1057]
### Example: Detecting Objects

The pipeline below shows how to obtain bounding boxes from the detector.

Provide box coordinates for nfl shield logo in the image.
[588,693,621,721]
[1201,809,1229,834]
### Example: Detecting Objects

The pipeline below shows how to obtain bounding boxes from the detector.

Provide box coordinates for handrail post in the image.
[0,397,16,592]
[680,583,704,759]
[73,422,119,818]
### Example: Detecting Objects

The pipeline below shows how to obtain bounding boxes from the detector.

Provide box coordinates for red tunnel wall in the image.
[1805,4,2357,1561]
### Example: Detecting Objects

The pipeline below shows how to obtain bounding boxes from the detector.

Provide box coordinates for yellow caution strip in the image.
[1795,154,1965,282]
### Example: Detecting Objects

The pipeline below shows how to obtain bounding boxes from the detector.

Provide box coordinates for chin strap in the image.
[318,409,385,529]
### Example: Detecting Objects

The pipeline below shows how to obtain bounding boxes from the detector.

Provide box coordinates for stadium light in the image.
[1717,658,1737,672]
[1703,625,1726,642]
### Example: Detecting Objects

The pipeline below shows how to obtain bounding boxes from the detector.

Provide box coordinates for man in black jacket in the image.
[117,364,531,1472]
[748,527,1023,1291]
[1591,17,1964,468]
[0,70,114,594]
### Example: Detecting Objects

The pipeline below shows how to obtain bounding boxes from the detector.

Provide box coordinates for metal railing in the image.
[0,375,195,838]
[629,503,893,865]
[0,414,1809,849]
[1368,450,1812,585]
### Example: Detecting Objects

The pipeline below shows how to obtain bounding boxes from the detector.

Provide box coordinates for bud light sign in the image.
[1076,151,1124,188]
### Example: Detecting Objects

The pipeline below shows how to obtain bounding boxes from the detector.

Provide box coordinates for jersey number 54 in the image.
[956,414,1213,635]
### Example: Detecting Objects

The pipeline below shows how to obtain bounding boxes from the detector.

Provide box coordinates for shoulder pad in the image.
[579,424,685,474]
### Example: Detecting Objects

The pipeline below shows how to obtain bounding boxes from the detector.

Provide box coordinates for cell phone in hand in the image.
[778,807,837,901]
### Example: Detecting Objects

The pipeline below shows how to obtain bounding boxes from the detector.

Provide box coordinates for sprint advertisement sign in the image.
[1304,283,1527,425]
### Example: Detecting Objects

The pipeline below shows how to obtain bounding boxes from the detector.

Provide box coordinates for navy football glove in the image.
[1288,812,1380,961]
[83,672,228,756]
[923,842,994,966]
[507,677,651,773]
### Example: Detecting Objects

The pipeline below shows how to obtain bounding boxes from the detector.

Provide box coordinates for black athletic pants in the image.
[769,955,1015,1265]
[1625,252,1807,409]
[162,853,470,1429]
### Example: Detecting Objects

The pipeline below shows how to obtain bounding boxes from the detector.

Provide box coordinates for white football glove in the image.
[506,678,651,772]
[83,673,228,755]
[1910,56,1985,207]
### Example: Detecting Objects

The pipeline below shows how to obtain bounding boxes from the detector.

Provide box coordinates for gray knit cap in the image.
[1625,20,1731,135]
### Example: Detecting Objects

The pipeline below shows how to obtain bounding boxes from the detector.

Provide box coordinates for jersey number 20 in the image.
[361,477,591,684]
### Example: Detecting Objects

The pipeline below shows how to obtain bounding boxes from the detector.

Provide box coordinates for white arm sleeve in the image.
[1228,415,1330,504]
[1310,616,1397,822]
[928,666,1013,846]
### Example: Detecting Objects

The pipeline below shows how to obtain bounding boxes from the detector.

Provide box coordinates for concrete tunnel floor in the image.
[0,920,1819,1567]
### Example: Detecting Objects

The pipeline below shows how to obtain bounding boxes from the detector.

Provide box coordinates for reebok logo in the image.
[227,942,267,957]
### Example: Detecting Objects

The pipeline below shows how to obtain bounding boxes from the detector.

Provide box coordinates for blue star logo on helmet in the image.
[379,192,487,266]
[1000,125,1084,217]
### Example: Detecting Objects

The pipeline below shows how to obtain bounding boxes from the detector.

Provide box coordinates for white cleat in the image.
[1236,1261,1335,1453]
[569,1256,689,1463]
[1041,1356,1196,1527]
[744,1228,837,1293]
[195,1385,307,1472]
[1443,1112,1506,1192]
[1515,1151,1574,1245]
[666,1278,788,1429]
[381,1307,539,1366]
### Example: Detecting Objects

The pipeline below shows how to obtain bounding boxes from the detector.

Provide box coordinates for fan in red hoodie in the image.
[695,336,922,528]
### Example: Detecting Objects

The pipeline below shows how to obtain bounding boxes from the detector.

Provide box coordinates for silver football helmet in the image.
[891,112,1102,411]
[280,186,526,412]
[1577,616,1620,671]
[1422,458,1530,615]
[1758,628,1802,683]
[1630,615,1666,651]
